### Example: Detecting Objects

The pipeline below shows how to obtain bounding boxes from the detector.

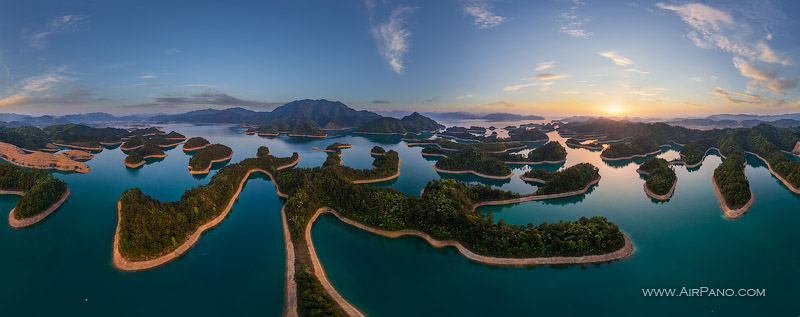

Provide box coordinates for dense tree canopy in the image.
[188,144,233,171]
[435,147,511,176]
[183,137,210,149]
[638,158,677,195]
[0,163,68,219]
[523,163,600,195]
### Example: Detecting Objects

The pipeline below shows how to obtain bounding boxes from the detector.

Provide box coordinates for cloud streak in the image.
[556,0,592,38]
[599,51,633,66]
[370,6,416,74]
[22,15,90,49]
[461,0,507,29]
[536,61,555,71]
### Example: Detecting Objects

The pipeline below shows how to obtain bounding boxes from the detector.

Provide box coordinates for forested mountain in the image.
[356,112,443,134]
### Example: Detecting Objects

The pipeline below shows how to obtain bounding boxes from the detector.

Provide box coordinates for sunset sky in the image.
[0,0,798,117]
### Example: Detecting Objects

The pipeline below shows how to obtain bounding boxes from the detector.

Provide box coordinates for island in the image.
[433,147,513,178]
[421,145,448,157]
[355,112,443,134]
[636,158,677,201]
[45,124,129,151]
[113,147,630,315]
[519,163,600,195]
[124,142,167,168]
[182,137,211,152]
[566,138,603,150]
[369,146,386,156]
[120,136,146,151]
[247,121,328,137]
[0,141,90,173]
[438,126,548,143]
[1,162,70,228]
[187,144,234,174]
[164,131,186,140]
[488,141,567,164]
[147,133,187,148]
[323,143,354,154]
[408,138,525,153]
[600,135,664,160]
[0,125,56,152]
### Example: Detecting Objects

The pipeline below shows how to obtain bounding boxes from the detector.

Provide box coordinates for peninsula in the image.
[182,137,211,152]
[0,141,90,173]
[1,163,70,227]
[636,158,677,201]
[124,142,167,168]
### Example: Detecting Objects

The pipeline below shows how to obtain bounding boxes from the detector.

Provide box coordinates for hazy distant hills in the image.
[374,111,544,122]
[0,112,154,126]
[559,113,800,129]
[150,99,381,128]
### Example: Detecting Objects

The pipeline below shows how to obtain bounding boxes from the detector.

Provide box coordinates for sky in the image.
[0,0,799,118]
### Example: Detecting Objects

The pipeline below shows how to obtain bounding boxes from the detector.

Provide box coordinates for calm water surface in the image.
[2,123,798,316]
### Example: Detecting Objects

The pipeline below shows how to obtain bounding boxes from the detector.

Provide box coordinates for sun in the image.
[605,104,624,115]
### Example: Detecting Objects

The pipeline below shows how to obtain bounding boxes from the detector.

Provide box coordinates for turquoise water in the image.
[2,124,798,315]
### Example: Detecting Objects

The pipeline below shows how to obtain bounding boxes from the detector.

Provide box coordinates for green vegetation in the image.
[410,138,524,152]
[289,122,326,136]
[522,163,600,195]
[121,136,145,150]
[44,124,128,147]
[165,131,186,139]
[421,145,447,156]
[679,139,715,165]
[434,147,511,176]
[638,158,677,196]
[356,112,443,134]
[505,127,548,142]
[439,126,548,142]
[247,122,292,135]
[0,126,49,149]
[118,148,299,260]
[257,146,270,158]
[295,268,347,317]
[601,135,661,159]
[124,142,166,165]
[188,144,233,171]
[527,141,567,162]
[370,146,385,154]
[324,143,352,152]
[566,138,602,148]
[713,154,750,208]
[183,137,210,149]
[128,127,162,136]
[0,162,68,219]
[248,121,327,136]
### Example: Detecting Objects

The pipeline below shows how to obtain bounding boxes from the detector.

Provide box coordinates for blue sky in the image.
[0,0,798,117]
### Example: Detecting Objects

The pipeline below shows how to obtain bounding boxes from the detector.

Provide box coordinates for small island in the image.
[369,146,386,156]
[120,136,146,151]
[566,138,603,150]
[489,141,567,164]
[323,143,354,154]
[600,135,663,160]
[637,158,677,201]
[164,131,186,140]
[355,112,443,134]
[182,137,211,152]
[434,147,513,178]
[45,124,129,151]
[520,163,600,195]
[188,144,234,174]
[247,121,328,137]
[1,163,70,228]
[124,142,167,168]
[421,145,448,157]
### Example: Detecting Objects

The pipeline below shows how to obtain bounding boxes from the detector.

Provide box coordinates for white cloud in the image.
[138,74,157,79]
[536,61,555,71]
[504,82,552,92]
[624,68,649,74]
[457,94,473,100]
[556,1,592,38]
[164,48,182,54]
[710,86,793,107]
[562,90,580,94]
[184,84,218,88]
[733,58,796,95]
[599,51,633,66]
[620,82,667,91]
[461,0,507,29]
[22,15,90,49]
[371,7,416,74]
[691,76,704,82]
[0,67,80,106]
[523,73,569,81]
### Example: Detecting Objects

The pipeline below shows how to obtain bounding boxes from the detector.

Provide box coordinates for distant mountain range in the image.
[355,112,444,134]
[374,111,544,122]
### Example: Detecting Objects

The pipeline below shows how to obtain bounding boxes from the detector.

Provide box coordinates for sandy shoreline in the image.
[711,175,753,219]
[472,176,601,210]
[600,148,663,161]
[566,143,603,150]
[368,151,385,156]
[113,156,300,271]
[188,151,234,174]
[124,154,167,168]
[61,150,94,161]
[504,159,566,165]
[120,144,143,151]
[156,141,185,148]
[100,141,123,146]
[307,206,632,268]
[7,189,71,228]
[433,166,514,179]
[52,142,103,151]
[288,133,327,138]
[182,144,210,152]
[519,176,547,183]
[744,151,800,194]
[643,180,676,201]
[682,147,720,168]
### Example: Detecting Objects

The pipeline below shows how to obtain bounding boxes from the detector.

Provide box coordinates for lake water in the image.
[2,123,798,316]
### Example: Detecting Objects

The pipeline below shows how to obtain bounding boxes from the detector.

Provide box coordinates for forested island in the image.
[369,146,385,155]
[637,158,677,200]
[355,112,443,134]
[408,138,525,153]
[45,124,129,150]
[1,162,70,227]
[323,143,354,154]
[421,145,448,157]
[124,142,167,168]
[246,121,328,137]
[488,141,567,164]
[434,147,512,178]
[165,131,186,140]
[188,144,234,174]
[0,126,54,151]
[566,138,603,150]
[120,136,146,151]
[182,137,211,151]
[521,163,600,195]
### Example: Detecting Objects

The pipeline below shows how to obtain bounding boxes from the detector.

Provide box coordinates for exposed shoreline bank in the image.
[744,151,800,194]
[472,176,601,210]
[113,156,300,271]
[0,142,90,173]
[188,151,235,174]
[6,189,71,228]
[711,175,753,219]
[124,154,167,168]
[352,159,401,184]
[433,165,514,179]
